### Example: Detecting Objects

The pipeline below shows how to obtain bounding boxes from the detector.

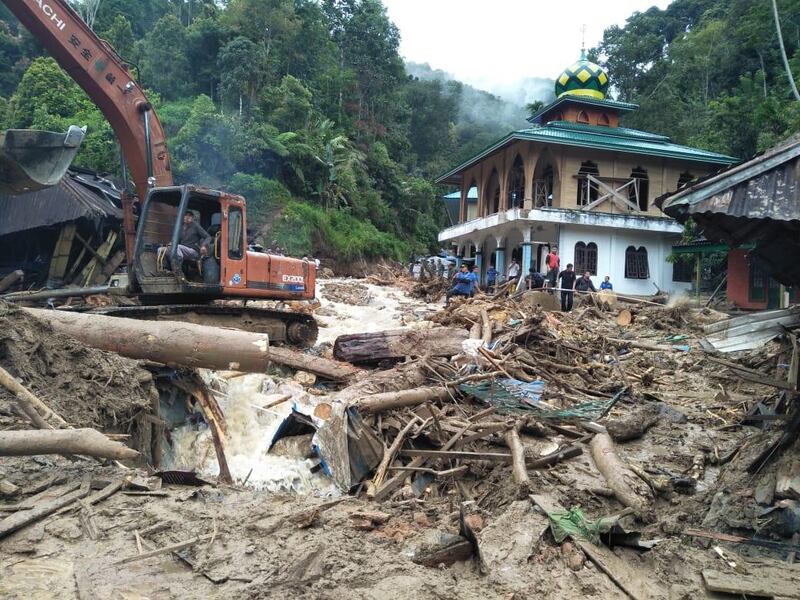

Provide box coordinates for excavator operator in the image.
[166,211,211,279]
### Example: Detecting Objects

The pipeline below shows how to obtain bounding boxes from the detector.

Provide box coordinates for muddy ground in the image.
[1,280,798,599]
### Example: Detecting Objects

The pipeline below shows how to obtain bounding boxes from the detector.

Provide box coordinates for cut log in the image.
[589,433,652,514]
[24,308,355,381]
[333,327,468,363]
[0,270,24,293]
[356,386,451,414]
[616,309,633,326]
[0,428,139,460]
[0,364,68,429]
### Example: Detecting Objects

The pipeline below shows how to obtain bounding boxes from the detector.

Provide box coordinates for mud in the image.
[0,302,155,429]
[1,282,798,599]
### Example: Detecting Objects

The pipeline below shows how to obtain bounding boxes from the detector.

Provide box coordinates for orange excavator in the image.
[1,0,318,346]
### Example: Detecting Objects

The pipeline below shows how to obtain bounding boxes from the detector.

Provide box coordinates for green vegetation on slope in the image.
[0,0,530,261]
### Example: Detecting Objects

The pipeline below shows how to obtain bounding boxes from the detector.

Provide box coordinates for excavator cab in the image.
[131,185,226,301]
[131,185,315,305]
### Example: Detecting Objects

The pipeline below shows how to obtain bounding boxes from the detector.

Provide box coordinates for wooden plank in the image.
[531,494,658,600]
[77,231,117,287]
[705,356,794,390]
[92,249,126,285]
[702,568,800,598]
[114,533,215,565]
[47,223,76,285]
[0,484,90,539]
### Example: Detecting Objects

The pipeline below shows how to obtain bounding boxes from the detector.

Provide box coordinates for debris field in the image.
[1,273,799,599]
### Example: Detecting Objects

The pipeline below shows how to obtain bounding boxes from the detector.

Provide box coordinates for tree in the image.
[217,36,267,116]
[137,14,192,100]
[772,0,800,100]
[100,14,135,59]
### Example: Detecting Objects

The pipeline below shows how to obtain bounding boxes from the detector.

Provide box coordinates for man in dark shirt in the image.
[575,271,597,293]
[172,211,211,276]
[446,264,473,306]
[557,263,576,312]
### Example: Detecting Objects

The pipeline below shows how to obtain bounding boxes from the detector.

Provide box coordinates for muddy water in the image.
[166,278,434,494]
[315,278,436,344]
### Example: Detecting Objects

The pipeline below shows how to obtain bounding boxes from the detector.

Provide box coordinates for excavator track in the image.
[87,304,319,348]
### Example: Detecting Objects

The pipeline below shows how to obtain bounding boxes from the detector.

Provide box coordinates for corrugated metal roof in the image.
[660,134,800,219]
[701,307,800,353]
[436,123,737,184]
[660,134,800,286]
[0,171,122,236]
[442,187,478,200]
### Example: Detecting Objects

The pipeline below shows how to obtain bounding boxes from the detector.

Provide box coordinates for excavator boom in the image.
[2,0,172,261]
[1,0,172,195]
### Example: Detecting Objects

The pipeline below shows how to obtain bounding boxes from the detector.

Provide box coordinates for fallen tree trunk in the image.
[0,364,68,429]
[356,386,451,414]
[334,327,468,363]
[24,308,355,381]
[0,428,139,460]
[590,433,652,514]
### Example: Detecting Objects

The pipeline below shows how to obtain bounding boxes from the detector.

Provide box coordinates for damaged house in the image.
[659,134,800,310]
[0,169,124,291]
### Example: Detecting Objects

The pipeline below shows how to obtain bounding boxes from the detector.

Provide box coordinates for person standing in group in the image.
[575,271,597,293]
[507,258,520,281]
[546,246,560,290]
[600,275,613,290]
[557,263,577,312]
[446,264,473,306]
[486,265,497,292]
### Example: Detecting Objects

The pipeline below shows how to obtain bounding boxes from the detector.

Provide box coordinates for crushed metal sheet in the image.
[700,307,800,353]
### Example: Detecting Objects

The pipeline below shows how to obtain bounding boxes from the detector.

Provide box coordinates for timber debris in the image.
[2,275,800,598]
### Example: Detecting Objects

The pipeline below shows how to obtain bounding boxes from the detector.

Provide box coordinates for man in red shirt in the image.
[546,246,560,290]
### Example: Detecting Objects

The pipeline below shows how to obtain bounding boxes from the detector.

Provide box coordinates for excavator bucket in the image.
[0,125,86,194]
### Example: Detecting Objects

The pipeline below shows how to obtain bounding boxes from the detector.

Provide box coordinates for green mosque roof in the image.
[436,121,737,184]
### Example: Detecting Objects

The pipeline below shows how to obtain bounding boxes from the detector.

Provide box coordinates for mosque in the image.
[436,50,737,295]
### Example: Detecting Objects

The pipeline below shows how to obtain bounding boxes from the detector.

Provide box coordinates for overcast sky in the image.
[382,0,672,92]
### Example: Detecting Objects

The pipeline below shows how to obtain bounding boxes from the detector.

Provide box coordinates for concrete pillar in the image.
[455,243,463,270]
[475,249,483,286]
[521,243,533,278]
[495,247,506,282]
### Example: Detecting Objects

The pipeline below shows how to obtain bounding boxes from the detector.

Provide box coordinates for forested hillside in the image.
[0,0,529,261]
[593,0,800,160]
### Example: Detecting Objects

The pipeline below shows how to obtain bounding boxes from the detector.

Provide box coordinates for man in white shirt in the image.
[507,259,520,280]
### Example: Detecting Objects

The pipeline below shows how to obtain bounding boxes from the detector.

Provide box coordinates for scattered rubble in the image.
[1,277,799,599]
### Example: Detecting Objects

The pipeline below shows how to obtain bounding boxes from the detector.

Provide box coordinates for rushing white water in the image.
[167,372,340,495]
[166,278,434,494]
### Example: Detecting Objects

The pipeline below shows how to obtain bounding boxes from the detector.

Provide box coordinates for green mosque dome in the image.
[554,50,609,100]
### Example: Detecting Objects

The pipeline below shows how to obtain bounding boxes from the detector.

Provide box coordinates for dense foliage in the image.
[592,0,800,159]
[0,0,526,261]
